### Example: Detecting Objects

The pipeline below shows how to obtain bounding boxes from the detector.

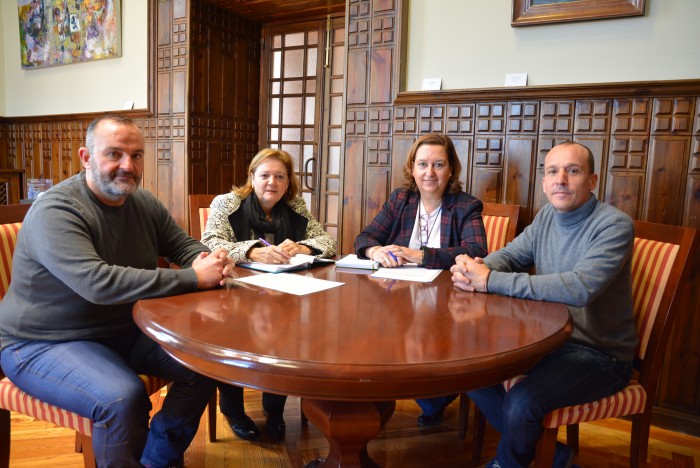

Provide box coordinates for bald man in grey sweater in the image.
[451,142,637,468]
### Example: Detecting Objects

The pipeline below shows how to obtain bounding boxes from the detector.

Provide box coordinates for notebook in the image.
[238,254,334,273]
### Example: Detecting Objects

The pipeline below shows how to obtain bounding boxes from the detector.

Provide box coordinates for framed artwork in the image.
[512,0,646,27]
[17,0,122,69]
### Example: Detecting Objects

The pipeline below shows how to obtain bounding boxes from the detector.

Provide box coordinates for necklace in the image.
[419,204,442,247]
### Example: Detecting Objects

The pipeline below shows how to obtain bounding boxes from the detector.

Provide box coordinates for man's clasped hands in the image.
[450,254,492,294]
[192,248,236,289]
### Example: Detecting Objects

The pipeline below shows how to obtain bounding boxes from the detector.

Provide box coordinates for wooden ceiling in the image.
[203,0,346,23]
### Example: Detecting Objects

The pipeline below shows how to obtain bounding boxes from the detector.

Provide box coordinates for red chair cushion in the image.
[483,215,510,254]
[0,374,168,436]
[543,381,646,428]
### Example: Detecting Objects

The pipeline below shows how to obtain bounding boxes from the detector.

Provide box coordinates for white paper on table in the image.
[235,272,344,295]
[370,266,442,283]
[335,254,379,270]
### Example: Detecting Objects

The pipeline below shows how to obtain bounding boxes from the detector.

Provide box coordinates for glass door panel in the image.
[261,16,345,242]
[262,21,322,212]
[318,17,345,241]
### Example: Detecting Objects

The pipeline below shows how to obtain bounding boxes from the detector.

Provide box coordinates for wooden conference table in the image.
[133,264,571,467]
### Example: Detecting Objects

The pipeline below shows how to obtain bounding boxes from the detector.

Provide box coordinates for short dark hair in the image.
[401,133,463,194]
[85,115,138,154]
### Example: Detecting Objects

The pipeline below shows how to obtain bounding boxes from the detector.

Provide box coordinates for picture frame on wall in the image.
[512,0,646,27]
[17,0,122,69]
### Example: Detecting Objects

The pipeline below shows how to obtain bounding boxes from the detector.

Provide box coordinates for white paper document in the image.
[370,266,442,283]
[235,272,344,295]
[334,254,379,270]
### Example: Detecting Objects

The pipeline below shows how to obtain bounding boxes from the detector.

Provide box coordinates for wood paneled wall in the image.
[391,85,700,233]
[189,0,260,196]
[340,0,408,251]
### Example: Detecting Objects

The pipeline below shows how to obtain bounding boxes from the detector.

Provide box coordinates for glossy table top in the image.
[134,265,572,401]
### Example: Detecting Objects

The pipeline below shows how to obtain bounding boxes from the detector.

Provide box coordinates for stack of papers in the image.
[239,254,334,273]
[235,273,344,295]
[335,254,379,270]
[370,266,442,283]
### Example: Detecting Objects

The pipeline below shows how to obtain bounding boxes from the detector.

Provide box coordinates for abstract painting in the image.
[17,0,121,69]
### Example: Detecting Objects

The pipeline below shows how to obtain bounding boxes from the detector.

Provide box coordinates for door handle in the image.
[304,157,316,192]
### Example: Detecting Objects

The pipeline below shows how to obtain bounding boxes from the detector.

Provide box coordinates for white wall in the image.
[1,0,148,117]
[406,0,700,91]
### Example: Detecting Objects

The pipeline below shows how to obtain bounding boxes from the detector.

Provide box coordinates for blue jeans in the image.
[0,330,216,468]
[415,394,457,415]
[468,341,633,468]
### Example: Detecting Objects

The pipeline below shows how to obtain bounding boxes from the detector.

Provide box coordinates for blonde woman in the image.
[201,148,335,442]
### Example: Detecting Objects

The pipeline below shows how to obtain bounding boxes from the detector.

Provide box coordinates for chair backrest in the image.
[0,204,30,300]
[481,203,519,253]
[189,194,217,240]
[631,220,698,389]
[0,203,30,225]
[0,223,22,299]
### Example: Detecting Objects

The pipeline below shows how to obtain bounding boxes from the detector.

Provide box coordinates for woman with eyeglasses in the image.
[353,132,488,428]
[354,132,487,270]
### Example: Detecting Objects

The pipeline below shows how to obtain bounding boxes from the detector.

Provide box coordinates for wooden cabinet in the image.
[0,169,25,205]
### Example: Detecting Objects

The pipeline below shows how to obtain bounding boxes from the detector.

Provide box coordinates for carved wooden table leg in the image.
[302,399,396,468]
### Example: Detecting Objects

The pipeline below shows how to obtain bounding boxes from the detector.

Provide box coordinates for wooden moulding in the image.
[395,79,700,105]
[512,0,646,27]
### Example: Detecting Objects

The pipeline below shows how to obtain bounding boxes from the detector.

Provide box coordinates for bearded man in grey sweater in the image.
[0,115,234,467]
[451,141,637,468]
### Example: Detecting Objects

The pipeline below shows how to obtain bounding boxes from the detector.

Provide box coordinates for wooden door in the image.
[260,16,345,241]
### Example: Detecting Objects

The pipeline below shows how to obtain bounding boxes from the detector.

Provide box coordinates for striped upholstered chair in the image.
[189,194,216,242]
[0,204,169,468]
[481,202,520,254]
[468,220,698,468]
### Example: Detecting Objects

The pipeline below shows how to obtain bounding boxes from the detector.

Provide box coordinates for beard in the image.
[88,164,142,200]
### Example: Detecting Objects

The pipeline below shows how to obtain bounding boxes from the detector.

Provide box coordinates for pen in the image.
[387,251,398,262]
[259,237,273,246]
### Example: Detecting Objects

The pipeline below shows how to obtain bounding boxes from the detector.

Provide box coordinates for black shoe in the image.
[226,415,260,441]
[168,454,184,468]
[264,413,286,442]
[417,395,457,427]
[417,402,450,427]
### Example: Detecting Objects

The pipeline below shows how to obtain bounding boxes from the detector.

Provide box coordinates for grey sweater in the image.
[485,195,638,361]
[0,172,209,350]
